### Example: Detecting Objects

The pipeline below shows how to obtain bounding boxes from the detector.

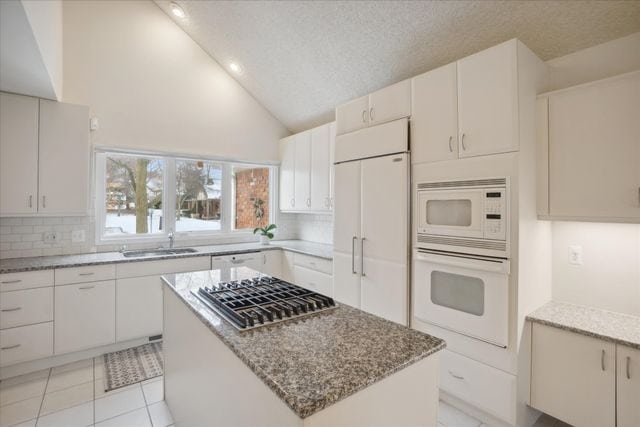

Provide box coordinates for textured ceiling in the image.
[153,0,640,133]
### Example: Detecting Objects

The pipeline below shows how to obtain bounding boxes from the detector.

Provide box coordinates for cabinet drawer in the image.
[0,270,54,292]
[293,253,332,275]
[54,280,115,354]
[293,265,332,297]
[55,264,115,285]
[116,256,210,278]
[0,287,53,329]
[440,349,516,425]
[0,322,53,367]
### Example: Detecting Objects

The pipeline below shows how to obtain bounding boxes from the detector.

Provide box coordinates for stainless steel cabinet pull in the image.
[627,356,631,379]
[351,236,357,274]
[78,272,95,276]
[1,344,21,350]
[42,195,46,208]
[449,371,464,380]
[448,136,453,152]
[601,349,605,371]
[78,285,95,290]
[230,259,245,264]
[306,198,311,208]
[263,254,266,265]
[461,133,467,151]
[362,109,368,123]
[1,279,22,284]
[1,307,22,312]
[369,107,374,121]
[361,237,366,277]
[29,195,33,208]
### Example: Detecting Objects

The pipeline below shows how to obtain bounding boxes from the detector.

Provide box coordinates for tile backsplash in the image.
[0,212,330,259]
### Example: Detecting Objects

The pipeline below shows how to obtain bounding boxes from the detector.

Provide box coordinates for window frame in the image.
[94,148,278,246]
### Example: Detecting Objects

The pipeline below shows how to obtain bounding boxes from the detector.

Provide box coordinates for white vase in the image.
[260,235,270,245]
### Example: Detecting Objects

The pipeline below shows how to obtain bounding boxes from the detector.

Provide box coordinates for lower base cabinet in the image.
[259,250,282,277]
[617,345,640,427]
[116,276,163,342]
[530,323,616,427]
[0,322,53,367]
[54,280,116,354]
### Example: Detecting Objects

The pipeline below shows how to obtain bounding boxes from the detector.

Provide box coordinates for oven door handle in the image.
[414,251,510,274]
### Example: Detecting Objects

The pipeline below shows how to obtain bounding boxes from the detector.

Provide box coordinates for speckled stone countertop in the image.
[0,240,333,274]
[162,267,446,419]
[527,301,640,350]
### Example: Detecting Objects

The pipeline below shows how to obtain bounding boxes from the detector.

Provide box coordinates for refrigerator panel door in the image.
[361,258,408,325]
[332,252,361,309]
[333,161,361,254]
[361,153,409,264]
[334,118,408,163]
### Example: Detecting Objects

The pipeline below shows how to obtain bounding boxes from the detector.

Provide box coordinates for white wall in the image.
[62,0,288,162]
[545,33,640,316]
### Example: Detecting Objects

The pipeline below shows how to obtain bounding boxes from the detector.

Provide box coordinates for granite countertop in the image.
[162,267,446,419]
[0,240,333,274]
[527,301,640,350]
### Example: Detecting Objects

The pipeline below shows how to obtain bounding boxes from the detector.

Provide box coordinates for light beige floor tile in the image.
[46,364,93,394]
[0,395,41,427]
[438,401,482,427]
[95,408,151,427]
[36,401,94,427]
[0,370,50,389]
[9,419,37,427]
[50,359,93,376]
[94,387,146,423]
[141,380,163,405]
[147,401,173,427]
[40,381,93,416]
[93,357,104,380]
[139,376,162,387]
[0,375,47,407]
[94,380,139,400]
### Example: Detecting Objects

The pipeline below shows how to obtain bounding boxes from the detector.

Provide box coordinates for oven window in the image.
[426,199,472,227]
[430,271,484,316]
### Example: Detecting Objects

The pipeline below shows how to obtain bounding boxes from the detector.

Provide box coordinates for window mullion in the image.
[165,158,176,236]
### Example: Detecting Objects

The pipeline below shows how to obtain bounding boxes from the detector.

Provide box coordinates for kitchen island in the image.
[162,267,445,427]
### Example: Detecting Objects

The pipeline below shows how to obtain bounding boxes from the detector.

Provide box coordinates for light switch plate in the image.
[568,245,583,265]
[71,230,86,243]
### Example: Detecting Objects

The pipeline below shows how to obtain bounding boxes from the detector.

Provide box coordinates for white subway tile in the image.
[33,225,53,233]
[20,249,43,258]
[42,217,63,225]
[0,218,22,226]
[21,233,43,242]
[1,234,22,242]
[12,226,32,234]
[12,242,32,250]
[21,218,43,226]
[0,226,11,234]
[42,247,63,256]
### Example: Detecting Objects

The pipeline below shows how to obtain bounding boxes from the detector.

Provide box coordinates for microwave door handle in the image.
[415,251,510,274]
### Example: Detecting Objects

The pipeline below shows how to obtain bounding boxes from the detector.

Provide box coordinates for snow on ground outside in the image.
[106,210,221,235]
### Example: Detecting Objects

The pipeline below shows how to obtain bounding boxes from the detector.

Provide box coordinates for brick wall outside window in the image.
[234,168,270,229]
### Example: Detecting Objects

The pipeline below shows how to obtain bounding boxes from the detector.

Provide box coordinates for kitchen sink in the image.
[122,248,198,258]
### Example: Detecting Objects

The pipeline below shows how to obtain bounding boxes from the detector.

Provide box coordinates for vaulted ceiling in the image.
[154,0,640,133]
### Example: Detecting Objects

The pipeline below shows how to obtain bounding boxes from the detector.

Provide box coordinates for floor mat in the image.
[102,342,163,392]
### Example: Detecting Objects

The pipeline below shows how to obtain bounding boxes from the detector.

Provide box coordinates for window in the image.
[104,154,164,236]
[96,150,276,243]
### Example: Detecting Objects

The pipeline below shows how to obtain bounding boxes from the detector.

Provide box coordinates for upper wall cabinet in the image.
[537,71,640,223]
[411,40,527,164]
[279,122,335,213]
[0,93,90,216]
[335,80,411,136]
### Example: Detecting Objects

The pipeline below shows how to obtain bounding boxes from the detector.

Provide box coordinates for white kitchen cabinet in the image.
[530,323,616,427]
[310,124,331,211]
[54,280,116,354]
[0,287,53,330]
[55,264,116,285]
[116,276,163,342]
[0,270,54,292]
[0,322,53,367]
[259,250,282,277]
[211,253,261,272]
[294,130,311,211]
[279,135,296,211]
[0,93,39,215]
[293,265,332,296]
[457,39,519,158]
[335,95,369,135]
[329,121,336,209]
[537,71,640,222]
[281,250,295,283]
[618,345,640,427]
[411,63,458,164]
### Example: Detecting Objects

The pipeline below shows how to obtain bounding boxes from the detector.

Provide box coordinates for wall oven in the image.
[413,249,510,348]
[416,177,509,258]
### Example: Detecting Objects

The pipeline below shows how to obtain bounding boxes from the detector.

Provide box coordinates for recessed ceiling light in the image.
[170,2,186,18]
[229,62,243,74]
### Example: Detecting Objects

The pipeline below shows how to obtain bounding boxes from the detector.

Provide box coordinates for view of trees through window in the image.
[105,155,164,235]
[175,160,222,232]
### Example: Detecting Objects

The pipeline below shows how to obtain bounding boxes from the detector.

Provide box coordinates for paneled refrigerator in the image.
[332,118,409,325]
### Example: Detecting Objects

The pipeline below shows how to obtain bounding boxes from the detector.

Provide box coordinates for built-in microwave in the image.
[416,177,509,258]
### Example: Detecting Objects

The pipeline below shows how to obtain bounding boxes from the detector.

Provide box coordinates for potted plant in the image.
[253,224,276,245]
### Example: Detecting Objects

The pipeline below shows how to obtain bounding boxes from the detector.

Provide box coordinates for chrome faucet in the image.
[168,232,175,249]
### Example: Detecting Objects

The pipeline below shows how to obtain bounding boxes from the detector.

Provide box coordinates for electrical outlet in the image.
[44,232,61,243]
[71,230,86,243]
[568,245,583,265]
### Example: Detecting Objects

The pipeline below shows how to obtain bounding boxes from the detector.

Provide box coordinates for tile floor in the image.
[0,357,173,427]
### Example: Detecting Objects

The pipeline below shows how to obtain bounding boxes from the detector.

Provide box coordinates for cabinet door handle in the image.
[361,237,366,277]
[78,272,95,276]
[1,279,22,284]
[262,253,266,265]
[1,307,22,312]
[627,356,631,379]
[1,344,21,350]
[369,107,374,121]
[29,195,33,208]
[448,136,453,152]
[362,109,367,123]
[601,349,605,371]
[42,195,46,208]
[351,236,357,274]
[448,370,465,380]
[461,133,467,151]
[78,285,95,290]
[306,198,311,208]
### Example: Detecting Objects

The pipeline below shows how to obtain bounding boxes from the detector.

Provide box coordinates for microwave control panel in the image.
[483,189,506,240]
